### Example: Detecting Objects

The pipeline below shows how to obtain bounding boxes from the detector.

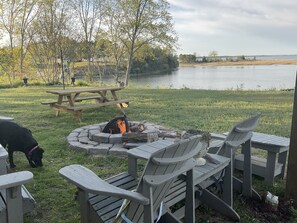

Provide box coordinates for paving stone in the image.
[93,133,110,143]
[67,136,78,142]
[97,143,113,149]
[88,124,100,130]
[79,130,88,138]
[92,134,100,143]
[88,146,109,155]
[67,141,88,153]
[68,132,79,138]
[79,137,91,144]
[88,129,100,140]
[88,143,113,155]
[109,134,122,144]
[87,140,99,146]
[82,125,94,129]
[81,144,98,150]
[109,145,128,156]
[89,129,100,134]
[73,128,84,133]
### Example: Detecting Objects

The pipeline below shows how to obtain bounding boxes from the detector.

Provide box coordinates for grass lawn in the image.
[0,86,295,222]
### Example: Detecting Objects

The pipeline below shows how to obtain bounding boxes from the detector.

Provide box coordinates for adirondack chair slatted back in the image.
[124,135,204,222]
[217,113,261,157]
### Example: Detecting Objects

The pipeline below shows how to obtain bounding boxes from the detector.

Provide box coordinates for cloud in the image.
[168,0,297,55]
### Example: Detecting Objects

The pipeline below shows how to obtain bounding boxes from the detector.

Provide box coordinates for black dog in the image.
[0,120,44,168]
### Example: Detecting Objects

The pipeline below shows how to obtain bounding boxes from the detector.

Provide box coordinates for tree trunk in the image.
[285,73,297,200]
[124,43,134,86]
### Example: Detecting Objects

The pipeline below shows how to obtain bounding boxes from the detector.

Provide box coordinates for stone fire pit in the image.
[66,121,179,156]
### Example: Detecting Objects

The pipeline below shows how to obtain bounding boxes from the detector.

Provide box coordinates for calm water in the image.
[129,65,297,90]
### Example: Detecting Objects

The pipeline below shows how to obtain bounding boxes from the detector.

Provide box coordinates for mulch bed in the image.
[243,196,296,223]
[194,193,296,222]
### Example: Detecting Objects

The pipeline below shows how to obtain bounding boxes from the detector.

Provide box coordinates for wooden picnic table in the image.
[42,86,129,120]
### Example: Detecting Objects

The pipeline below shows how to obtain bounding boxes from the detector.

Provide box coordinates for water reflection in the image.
[129,65,297,90]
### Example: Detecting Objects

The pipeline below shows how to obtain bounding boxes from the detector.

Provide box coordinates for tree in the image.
[0,0,23,83]
[59,36,82,80]
[179,54,196,63]
[208,50,218,58]
[108,0,177,86]
[208,50,221,62]
[29,0,69,84]
[131,46,178,74]
[0,0,39,82]
[17,0,40,75]
[102,1,126,83]
[68,0,105,81]
[0,47,14,85]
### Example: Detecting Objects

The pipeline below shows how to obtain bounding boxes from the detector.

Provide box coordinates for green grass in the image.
[0,86,295,222]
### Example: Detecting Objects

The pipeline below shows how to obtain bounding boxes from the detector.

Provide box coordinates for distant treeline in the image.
[73,46,179,77]
[131,48,178,75]
[179,53,256,64]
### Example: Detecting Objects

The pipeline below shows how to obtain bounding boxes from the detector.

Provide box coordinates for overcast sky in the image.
[168,0,297,56]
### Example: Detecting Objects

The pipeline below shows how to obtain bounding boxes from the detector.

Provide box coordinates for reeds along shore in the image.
[180,59,297,67]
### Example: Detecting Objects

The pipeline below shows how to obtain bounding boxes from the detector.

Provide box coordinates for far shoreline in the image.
[179,59,297,67]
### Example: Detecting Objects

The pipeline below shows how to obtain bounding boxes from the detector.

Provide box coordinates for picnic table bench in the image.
[42,86,129,120]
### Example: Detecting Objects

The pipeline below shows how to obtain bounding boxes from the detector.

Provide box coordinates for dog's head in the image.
[28,147,44,168]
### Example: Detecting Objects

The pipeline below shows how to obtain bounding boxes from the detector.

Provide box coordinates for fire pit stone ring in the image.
[66,121,179,156]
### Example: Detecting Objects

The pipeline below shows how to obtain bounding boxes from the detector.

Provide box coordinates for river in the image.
[128,65,297,90]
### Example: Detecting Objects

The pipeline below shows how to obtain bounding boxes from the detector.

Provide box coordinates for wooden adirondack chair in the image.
[0,144,35,223]
[191,113,261,221]
[60,135,205,223]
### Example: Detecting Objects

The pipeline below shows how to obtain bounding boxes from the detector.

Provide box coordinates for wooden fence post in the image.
[285,73,297,200]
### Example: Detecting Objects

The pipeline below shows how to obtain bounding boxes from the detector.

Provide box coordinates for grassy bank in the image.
[0,86,295,222]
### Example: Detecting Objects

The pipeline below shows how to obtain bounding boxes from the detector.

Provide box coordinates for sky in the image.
[168,0,297,56]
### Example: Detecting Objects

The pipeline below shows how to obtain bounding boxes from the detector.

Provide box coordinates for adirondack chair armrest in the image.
[0,171,33,190]
[210,133,226,140]
[0,145,8,158]
[59,165,149,205]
